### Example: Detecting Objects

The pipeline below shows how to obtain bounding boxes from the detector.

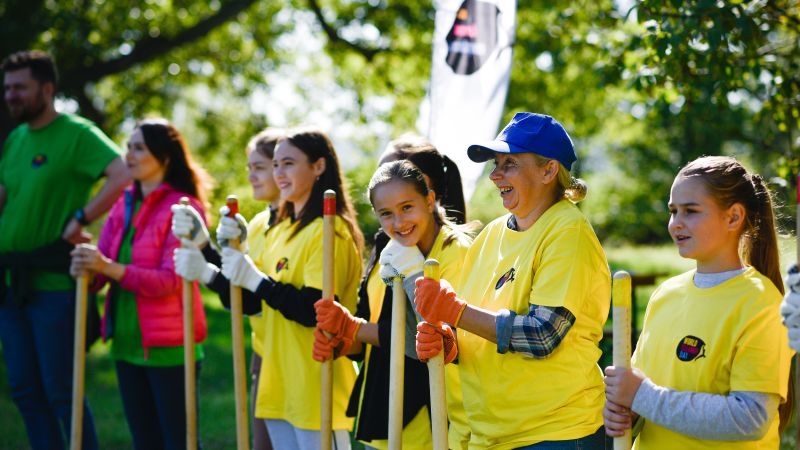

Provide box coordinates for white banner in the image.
[417,0,516,200]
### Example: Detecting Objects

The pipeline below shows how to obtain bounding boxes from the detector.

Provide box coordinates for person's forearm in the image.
[356,321,380,347]
[343,341,364,356]
[98,259,126,281]
[209,273,265,315]
[83,158,130,221]
[458,305,498,342]
[252,279,320,326]
[496,306,576,358]
[201,241,221,265]
[632,378,778,440]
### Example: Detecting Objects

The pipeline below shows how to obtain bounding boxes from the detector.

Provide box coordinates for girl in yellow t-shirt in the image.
[313,137,477,450]
[414,112,612,450]
[180,127,365,449]
[172,128,284,450]
[603,156,793,450]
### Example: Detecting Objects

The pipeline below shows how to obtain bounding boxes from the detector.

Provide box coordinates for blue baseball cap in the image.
[467,112,577,170]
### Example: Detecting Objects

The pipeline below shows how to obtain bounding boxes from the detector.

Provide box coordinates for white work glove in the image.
[171,204,209,248]
[221,247,265,292]
[216,205,248,249]
[379,239,424,287]
[174,243,219,284]
[780,264,800,351]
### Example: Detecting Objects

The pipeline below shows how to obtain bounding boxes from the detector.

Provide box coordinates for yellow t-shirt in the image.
[357,225,471,450]
[253,216,362,431]
[246,210,271,357]
[455,200,610,450]
[362,406,433,450]
[631,267,792,450]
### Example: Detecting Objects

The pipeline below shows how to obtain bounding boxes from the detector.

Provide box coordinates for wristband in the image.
[74,208,90,226]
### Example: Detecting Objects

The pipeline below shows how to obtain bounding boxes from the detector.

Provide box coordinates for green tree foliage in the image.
[2,0,798,242]
[594,0,800,241]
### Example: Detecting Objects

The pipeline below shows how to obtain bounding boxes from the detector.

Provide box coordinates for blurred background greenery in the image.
[1,0,797,243]
[2,0,800,448]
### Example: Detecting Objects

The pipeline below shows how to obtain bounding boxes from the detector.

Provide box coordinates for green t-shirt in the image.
[0,113,121,290]
[110,199,204,366]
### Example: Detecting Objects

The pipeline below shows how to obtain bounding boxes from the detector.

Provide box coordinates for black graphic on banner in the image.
[446,0,500,75]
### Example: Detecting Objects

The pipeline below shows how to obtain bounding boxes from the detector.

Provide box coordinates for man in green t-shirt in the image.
[0,50,130,450]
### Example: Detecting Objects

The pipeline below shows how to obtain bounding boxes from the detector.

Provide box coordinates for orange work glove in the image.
[312,328,338,362]
[314,298,364,342]
[416,321,458,364]
[414,278,467,327]
[314,298,364,358]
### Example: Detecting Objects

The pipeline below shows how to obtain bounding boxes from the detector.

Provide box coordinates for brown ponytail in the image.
[744,173,783,295]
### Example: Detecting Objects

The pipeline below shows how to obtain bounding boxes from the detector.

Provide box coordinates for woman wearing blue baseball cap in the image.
[414,112,612,449]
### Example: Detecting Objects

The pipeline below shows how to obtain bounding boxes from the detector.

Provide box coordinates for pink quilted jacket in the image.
[94,182,208,351]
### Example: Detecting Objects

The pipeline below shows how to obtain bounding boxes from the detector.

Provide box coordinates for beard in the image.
[8,89,47,122]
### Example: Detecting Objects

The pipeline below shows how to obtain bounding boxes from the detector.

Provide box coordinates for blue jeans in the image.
[0,289,99,450]
[115,360,203,450]
[516,426,611,450]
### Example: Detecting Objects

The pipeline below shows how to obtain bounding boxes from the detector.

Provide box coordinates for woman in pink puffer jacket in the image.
[70,118,211,450]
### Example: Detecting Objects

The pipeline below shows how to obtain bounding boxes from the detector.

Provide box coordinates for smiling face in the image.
[668,176,745,272]
[247,150,279,202]
[488,153,559,230]
[3,68,49,122]
[126,128,166,186]
[272,140,325,214]
[372,179,438,255]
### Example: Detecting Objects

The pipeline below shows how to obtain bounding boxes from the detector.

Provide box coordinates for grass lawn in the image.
[0,239,797,448]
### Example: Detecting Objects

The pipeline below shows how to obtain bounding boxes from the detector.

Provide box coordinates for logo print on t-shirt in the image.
[275,257,289,273]
[32,154,47,168]
[676,335,706,361]
[495,267,515,290]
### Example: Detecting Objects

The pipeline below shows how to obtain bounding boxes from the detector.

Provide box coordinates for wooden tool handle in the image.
[388,279,406,450]
[69,274,89,450]
[226,195,240,216]
[612,270,633,450]
[179,196,197,450]
[320,190,336,449]
[225,195,249,450]
[423,259,448,450]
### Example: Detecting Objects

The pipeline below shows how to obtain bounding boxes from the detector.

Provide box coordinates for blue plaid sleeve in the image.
[495,304,576,358]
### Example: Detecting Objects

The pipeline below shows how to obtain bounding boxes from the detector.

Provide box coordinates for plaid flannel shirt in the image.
[495,304,576,358]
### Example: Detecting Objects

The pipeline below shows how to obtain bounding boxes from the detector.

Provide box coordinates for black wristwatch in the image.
[74,208,90,226]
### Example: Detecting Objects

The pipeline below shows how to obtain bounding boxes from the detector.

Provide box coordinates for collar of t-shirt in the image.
[693,267,747,289]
